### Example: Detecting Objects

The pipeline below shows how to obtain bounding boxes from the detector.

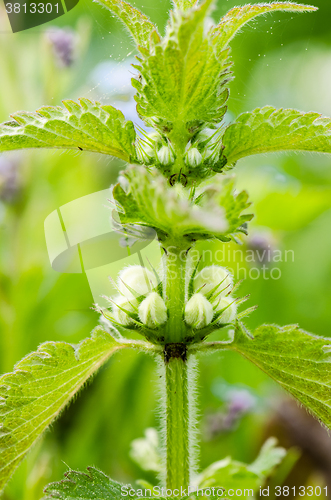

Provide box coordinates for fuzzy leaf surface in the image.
[232,322,331,428]
[43,467,183,500]
[113,167,252,242]
[212,177,252,241]
[43,467,126,499]
[94,0,158,51]
[0,99,136,161]
[0,329,124,492]
[222,107,331,165]
[212,2,317,50]
[133,0,232,126]
[198,438,286,493]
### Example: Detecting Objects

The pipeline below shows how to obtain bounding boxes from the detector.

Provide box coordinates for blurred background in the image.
[1,0,331,497]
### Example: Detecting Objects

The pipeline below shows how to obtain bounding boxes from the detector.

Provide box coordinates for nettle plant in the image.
[1,0,331,498]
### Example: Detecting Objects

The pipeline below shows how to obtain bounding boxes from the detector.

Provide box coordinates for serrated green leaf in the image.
[95,0,158,51]
[198,457,260,492]
[198,437,286,494]
[43,467,177,500]
[133,0,232,127]
[212,2,317,50]
[113,166,229,240]
[232,322,331,428]
[193,176,253,241]
[0,99,136,161]
[222,106,331,165]
[0,329,125,492]
[43,467,125,499]
[216,177,253,238]
[113,166,251,242]
[249,437,287,477]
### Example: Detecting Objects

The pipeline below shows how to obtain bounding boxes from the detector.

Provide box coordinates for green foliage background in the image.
[1,0,331,497]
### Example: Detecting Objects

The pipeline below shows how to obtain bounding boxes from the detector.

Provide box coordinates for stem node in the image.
[164,343,187,363]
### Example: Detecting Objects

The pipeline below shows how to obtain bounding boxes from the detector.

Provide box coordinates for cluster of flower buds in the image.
[184,265,237,330]
[135,125,226,175]
[136,132,176,168]
[104,264,238,337]
[109,265,168,330]
[183,126,226,173]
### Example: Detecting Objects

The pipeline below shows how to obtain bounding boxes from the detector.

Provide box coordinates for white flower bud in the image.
[112,295,138,326]
[137,142,154,163]
[214,296,237,324]
[194,265,233,297]
[184,293,213,329]
[197,128,221,163]
[148,131,162,145]
[138,292,168,329]
[119,266,158,300]
[203,145,218,163]
[157,145,175,166]
[185,147,203,168]
[197,127,216,142]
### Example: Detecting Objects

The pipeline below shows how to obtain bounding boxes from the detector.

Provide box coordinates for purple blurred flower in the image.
[246,230,278,267]
[46,28,76,67]
[0,155,21,203]
[204,389,256,439]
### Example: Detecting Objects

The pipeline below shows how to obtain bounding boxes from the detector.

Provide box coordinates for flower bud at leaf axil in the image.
[136,142,155,164]
[214,296,237,324]
[184,293,213,329]
[197,127,217,143]
[112,295,138,326]
[185,147,202,168]
[194,265,233,297]
[119,266,158,300]
[138,292,168,329]
[157,145,175,166]
[196,127,222,164]
[148,131,162,146]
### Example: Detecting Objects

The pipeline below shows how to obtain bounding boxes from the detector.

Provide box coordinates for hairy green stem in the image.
[164,356,193,491]
[164,245,188,343]
[160,244,197,492]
